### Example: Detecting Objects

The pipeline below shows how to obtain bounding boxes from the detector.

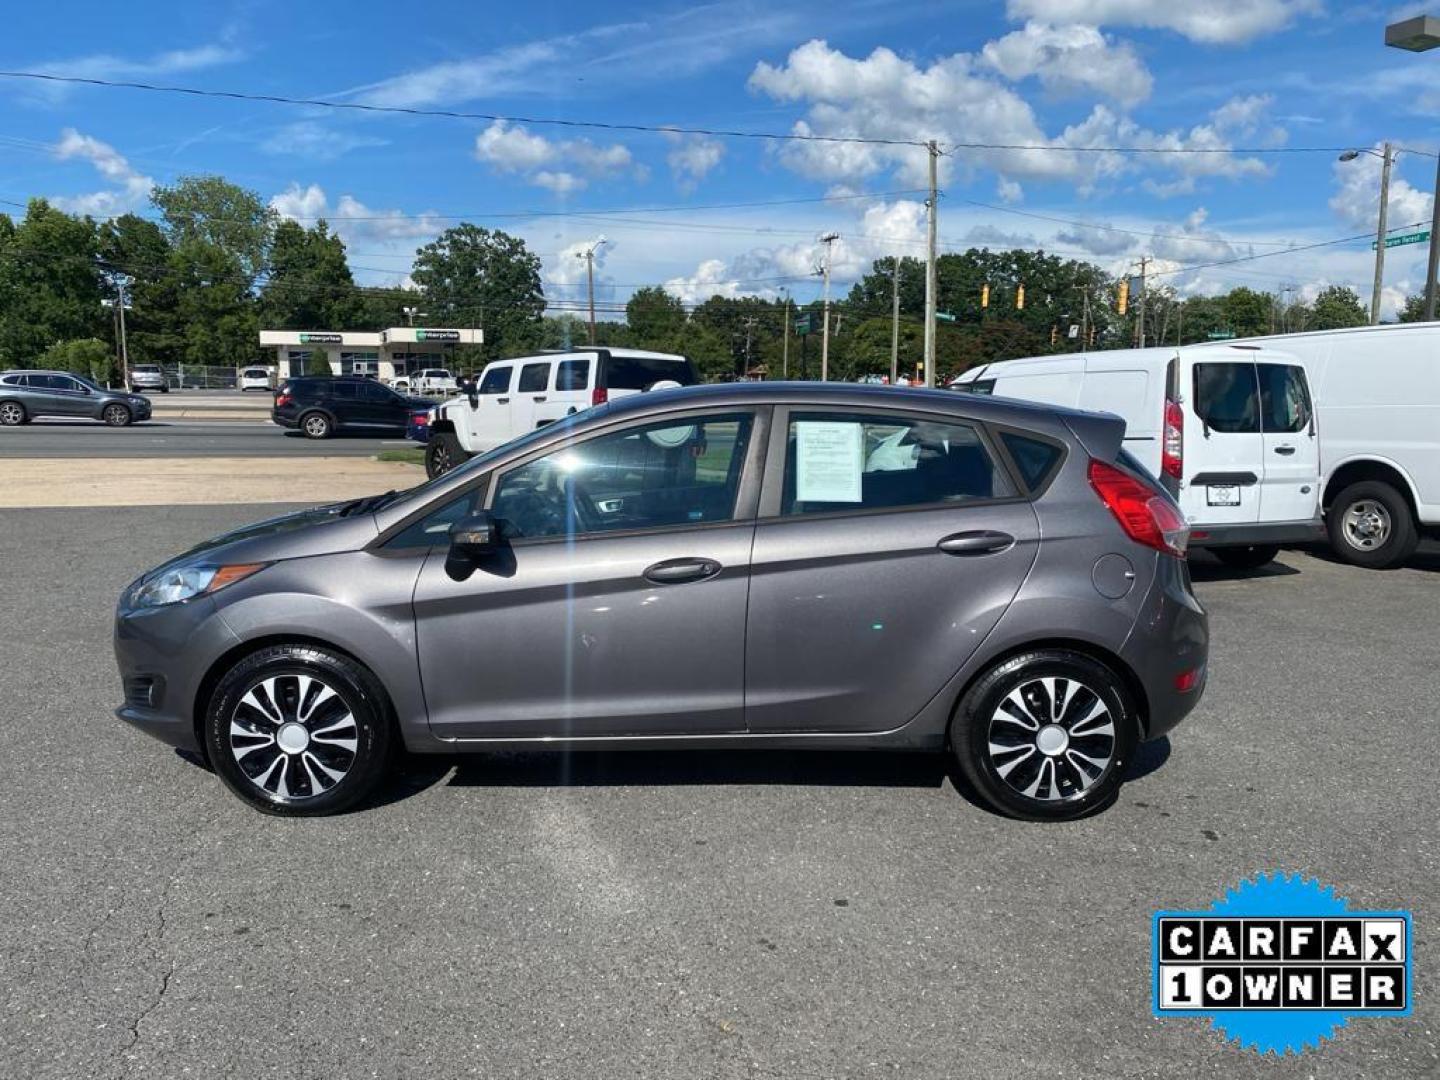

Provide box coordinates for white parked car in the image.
[238,366,273,391]
[951,342,1323,570]
[410,368,458,395]
[425,348,698,476]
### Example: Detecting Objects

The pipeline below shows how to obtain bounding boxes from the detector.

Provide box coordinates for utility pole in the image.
[1134,256,1150,348]
[779,288,790,379]
[1426,150,1440,320]
[578,237,608,344]
[819,232,839,381]
[116,276,130,389]
[1073,285,1091,355]
[923,140,939,388]
[741,315,757,379]
[1372,143,1394,325]
[890,257,901,385]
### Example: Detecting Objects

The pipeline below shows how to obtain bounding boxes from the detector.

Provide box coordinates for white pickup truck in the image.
[424,348,697,476]
[406,368,458,395]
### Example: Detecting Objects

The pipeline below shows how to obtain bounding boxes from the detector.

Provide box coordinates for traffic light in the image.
[1117,279,1129,315]
[980,283,990,309]
[1015,283,1025,311]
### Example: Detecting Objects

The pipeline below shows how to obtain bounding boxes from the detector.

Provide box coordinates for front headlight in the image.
[128,563,268,609]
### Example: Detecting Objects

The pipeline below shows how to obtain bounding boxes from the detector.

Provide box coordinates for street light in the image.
[1386,15,1440,320]
[1338,144,1394,324]
[578,237,608,345]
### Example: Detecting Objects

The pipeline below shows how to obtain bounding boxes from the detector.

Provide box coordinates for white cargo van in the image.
[951,344,1323,569]
[425,348,699,476]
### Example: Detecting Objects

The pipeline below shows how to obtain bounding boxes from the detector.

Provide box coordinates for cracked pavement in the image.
[0,505,1438,1079]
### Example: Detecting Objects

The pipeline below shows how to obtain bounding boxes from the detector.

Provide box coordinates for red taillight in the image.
[411,411,430,426]
[1088,458,1190,557]
[591,386,608,407]
[1162,398,1184,479]
[1174,666,1204,693]
[275,392,292,408]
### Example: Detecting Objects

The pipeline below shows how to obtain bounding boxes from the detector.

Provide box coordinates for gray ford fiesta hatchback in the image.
[115,383,1207,820]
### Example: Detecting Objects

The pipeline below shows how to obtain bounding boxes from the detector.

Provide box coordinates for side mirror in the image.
[449,512,499,559]
[466,388,479,408]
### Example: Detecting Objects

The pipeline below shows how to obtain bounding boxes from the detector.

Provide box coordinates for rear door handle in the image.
[938,530,1015,556]
[497,396,510,404]
[533,395,547,402]
[643,558,722,584]
[1274,445,1296,455]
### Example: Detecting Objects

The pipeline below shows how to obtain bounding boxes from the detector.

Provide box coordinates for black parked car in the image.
[0,369,151,426]
[272,376,436,439]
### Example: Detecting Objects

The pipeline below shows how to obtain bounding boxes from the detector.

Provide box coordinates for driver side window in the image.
[491,413,753,540]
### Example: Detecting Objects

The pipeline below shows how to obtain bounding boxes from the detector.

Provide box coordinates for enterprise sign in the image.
[416,329,461,342]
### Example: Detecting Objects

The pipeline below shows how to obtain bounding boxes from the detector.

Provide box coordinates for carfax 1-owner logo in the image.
[1153,873,1413,1054]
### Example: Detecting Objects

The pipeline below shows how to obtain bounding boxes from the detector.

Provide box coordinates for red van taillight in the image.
[591,386,608,407]
[1161,398,1184,479]
[1088,459,1189,557]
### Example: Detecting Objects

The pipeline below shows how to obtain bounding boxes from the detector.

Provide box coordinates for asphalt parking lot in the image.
[1,504,1437,1080]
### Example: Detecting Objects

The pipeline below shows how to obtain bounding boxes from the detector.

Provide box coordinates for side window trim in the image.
[756,404,1024,521]
[482,405,769,543]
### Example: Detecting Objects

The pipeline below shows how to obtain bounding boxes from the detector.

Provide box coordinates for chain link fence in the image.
[150,365,238,390]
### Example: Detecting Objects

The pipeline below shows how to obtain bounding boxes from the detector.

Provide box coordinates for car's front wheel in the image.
[0,401,26,426]
[102,403,132,426]
[951,650,1138,821]
[1327,480,1418,569]
[301,411,332,439]
[204,644,395,816]
[424,430,467,478]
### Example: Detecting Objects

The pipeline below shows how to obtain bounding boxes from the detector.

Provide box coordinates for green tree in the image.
[1397,293,1428,323]
[410,225,544,361]
[0,200,104,366]
[168,240,260,367]
[39,338,113,383]
[1219,287,1272,338]
[1308,285,1368,330]
[152,175,277,285]
[260,219,358,329]
[99,213,175,365]
[626,286,686,343]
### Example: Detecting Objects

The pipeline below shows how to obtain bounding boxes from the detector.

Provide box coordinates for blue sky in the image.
[2,0,1437,316]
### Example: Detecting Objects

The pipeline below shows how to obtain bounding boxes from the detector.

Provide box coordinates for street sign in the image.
[1372,230,1430,250]
[1207,331,1236,340]
[793,312,816,335]
[936,311,957,323]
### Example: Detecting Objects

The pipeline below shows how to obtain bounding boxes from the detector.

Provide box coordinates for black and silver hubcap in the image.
[0,402,21,424]
[103,405,128,425]
[432,442,452,472]
[987,676,1116,802]
[304,415,328,437]
[1342,499,1391,550]
[229,674,358,800]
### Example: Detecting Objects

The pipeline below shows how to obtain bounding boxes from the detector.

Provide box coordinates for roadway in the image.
[0,421,410,458]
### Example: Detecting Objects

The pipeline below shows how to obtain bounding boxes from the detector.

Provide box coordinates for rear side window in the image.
[1257,363,1311,433]
[604,355,697,390]
[518,363,550,393]
[479,367,512,394]
[330,382,359,400]
[0,374,18,385]
[1193,363,1259,434]
[955,379,995,395]
[780,412,1013,516]
[1000,432,1062,490]
[556,359,590,391]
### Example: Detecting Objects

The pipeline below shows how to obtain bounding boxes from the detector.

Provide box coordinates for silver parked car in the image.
[128,363,169,393]
[0,370,151,426]
[114,383,1207,819]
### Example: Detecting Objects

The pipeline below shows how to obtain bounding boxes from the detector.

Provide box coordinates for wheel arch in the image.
[430,417,456,436]
[1323,456,1420,519]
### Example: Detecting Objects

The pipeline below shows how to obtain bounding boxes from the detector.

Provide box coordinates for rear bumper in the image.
[271,409,298,429]
[1188,519,1324,548]
[1120,554,1209,741]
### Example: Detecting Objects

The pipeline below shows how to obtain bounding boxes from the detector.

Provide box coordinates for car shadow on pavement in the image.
[1293,541,1440,573]
[1186,553,1301,583]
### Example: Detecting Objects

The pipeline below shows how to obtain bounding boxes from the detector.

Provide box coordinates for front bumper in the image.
[114,592,241,754]
[1120,554,1209,741]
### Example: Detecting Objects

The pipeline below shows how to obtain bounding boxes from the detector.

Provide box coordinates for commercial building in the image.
[258,327,484,381]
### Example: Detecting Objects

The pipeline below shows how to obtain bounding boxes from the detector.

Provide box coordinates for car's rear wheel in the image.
[301,411,332,439]
[1211,544,1279,570]
[204,645,394,816]
[1327,481,1418,569]
[0,401,26,426]
[102,403,132,426]
[424,431,467,478]
[951,650,1138,821]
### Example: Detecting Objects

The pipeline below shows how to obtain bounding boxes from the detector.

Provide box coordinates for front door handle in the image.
[533,395,547,402]
[938,530,1015,556]
[643,558,722,585]
[496,396,510,404]
[1274,445,1296,455]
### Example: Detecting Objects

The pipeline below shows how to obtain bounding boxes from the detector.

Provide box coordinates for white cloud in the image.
[665,258,745,303]
[981,21,1153,106]
[50,129,154,217]
[664,132,725,192]
[473,120,636,193]
[1005,0,1323,44]
[1211,94,1273,135]
[1148,208,1244,263]
[18,40,243,102]
[997,177,1024,203]
[1329,147,1434,233]
[260,122,388,161]
[1054,221,1138,256]
[269,183,443,245]
[748,40,1273,196]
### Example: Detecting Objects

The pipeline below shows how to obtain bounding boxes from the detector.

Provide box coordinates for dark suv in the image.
[0,369,151,426]
[272,376,436,439]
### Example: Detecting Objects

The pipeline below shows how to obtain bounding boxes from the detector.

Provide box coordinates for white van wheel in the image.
[1327,481,1418,570]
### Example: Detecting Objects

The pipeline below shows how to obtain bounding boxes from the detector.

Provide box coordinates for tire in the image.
[950,649,1139,821]
[424,430,467,478]
[102,403,132,427]
[0,401,25,426]
[160,385,169,394]
[1211,544,1279,571]
[203,644,395,817]
[1327,480,1418,570]
[300,411,332,439]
